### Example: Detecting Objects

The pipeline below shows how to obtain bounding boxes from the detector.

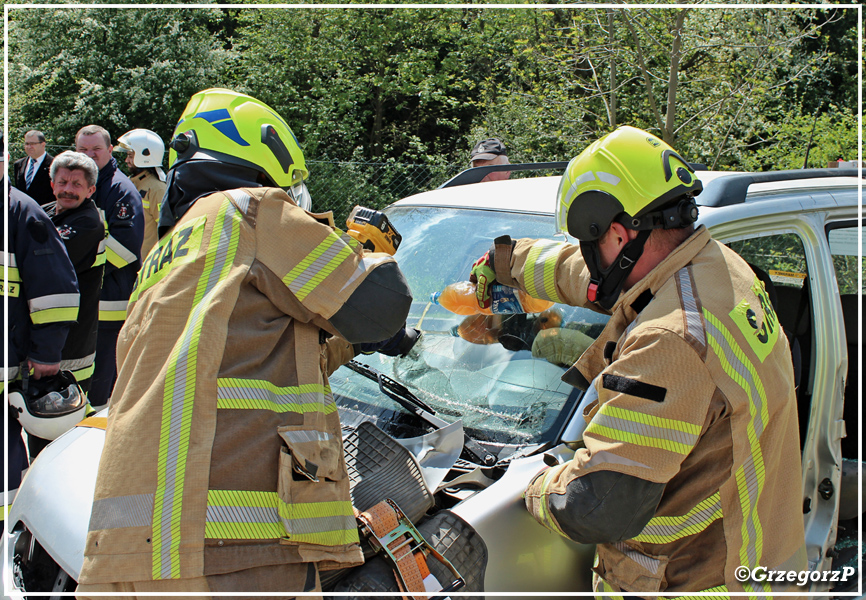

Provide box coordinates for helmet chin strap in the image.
[580,229,651,310]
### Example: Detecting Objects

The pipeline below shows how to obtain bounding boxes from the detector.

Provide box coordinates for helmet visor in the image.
[29,385,85,417]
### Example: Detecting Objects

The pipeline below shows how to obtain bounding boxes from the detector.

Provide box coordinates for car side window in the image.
[827,225,864,295]
[827,222,863,461]
[727,233,808,293]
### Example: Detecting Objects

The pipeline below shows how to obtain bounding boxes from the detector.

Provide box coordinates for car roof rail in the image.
[698,168,861,208]
[438,161,569,189]
[439,160,707,189]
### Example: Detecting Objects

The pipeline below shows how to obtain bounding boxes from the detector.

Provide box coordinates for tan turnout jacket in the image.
[510,227,806,595]
[130,169,166,257]
[79,186,406,585]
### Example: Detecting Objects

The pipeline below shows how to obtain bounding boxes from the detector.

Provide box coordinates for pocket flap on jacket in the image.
[278,426,342,482]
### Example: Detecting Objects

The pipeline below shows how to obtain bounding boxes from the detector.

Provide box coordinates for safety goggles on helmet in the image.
[167,88,308,191]
[8,370,88,440]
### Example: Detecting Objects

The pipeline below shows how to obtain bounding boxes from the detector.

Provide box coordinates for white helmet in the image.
[8,371,88,440]
[117,129,166,174]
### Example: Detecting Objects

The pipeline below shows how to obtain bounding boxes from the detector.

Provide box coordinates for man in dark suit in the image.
[14,130,55,206]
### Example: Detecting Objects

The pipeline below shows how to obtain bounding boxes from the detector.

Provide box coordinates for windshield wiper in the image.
[344,360,497,466]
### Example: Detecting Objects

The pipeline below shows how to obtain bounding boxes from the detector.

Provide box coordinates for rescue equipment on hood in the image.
[346,206,402,255]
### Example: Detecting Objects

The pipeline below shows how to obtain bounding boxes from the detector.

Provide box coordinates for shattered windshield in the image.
[330,206,609,447]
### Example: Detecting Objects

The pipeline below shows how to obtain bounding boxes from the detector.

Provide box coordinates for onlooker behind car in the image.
[470,125,807,595]
[470,137,511,182]
[13,129,55,206]
[2,131,80,510]
[117,128,167,257]
[75,125,144,409]
[47,153,106,387]
[75,88,413,597]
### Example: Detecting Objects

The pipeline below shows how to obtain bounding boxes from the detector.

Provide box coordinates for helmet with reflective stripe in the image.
[555,126,702,241]
[117,129,165,169]
[555,126,702,310]
[167,88,308,190]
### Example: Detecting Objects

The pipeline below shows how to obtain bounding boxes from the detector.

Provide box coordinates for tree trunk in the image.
[608,9,616,128]
[371,85,384,158]
[663,9,689,144]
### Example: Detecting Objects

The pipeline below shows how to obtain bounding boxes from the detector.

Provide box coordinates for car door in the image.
[709,192,857,589]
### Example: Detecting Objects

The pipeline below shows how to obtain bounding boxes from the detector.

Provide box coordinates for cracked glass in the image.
[331,206,610,449]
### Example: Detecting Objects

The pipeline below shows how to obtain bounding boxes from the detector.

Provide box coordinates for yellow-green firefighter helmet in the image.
[167,88,308,189]
[555,126,702,241]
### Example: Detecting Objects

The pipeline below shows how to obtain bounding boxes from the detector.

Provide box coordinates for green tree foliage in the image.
[8,6,228,148]
[7,5,859,184]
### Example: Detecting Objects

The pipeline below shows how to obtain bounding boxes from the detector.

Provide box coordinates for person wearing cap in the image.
[117,129,167,257]
[469,126,805,594]
[470,137,511,182]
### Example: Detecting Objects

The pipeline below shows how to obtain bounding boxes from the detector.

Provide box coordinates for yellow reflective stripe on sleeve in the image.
[66,362,95,382]
[524,240,564,303]
[534,466,567,537]
[205,490,359,546]
[5,266,20,282]
[585,404,702,455]
[105,234,139,268]
[282,234,353,302]
[30,306,79,325]
[633,492,723,544]
[93,241,107,268]
[152,200,241,581]
[704,309,770,594]
[99,310,127,321]
[216,379,337,414]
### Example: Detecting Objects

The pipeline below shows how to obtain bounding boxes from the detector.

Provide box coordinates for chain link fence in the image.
[305,160,460,225]
[5,144,461,226]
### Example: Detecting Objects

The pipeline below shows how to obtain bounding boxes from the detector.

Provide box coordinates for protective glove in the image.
[354,326,421,358]
[531,327,594,367]
[469,251,497,309]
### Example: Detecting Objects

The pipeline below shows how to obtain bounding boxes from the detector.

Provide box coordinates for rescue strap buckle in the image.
[357,498,464,600]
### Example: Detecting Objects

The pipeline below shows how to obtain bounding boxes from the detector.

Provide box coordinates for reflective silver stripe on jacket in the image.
[29,293,79,313]
[99,300,129,312]
[58,352,97,372]
[89,494,155,530]
[677,267,706,351]
[1,251,17,267]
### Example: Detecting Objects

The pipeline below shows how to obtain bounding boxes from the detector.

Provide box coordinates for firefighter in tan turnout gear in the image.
[470,126,806,596]
[76,89,413,598]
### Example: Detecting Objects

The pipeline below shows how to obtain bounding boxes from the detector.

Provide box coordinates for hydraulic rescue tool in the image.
[346,206,402,255]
